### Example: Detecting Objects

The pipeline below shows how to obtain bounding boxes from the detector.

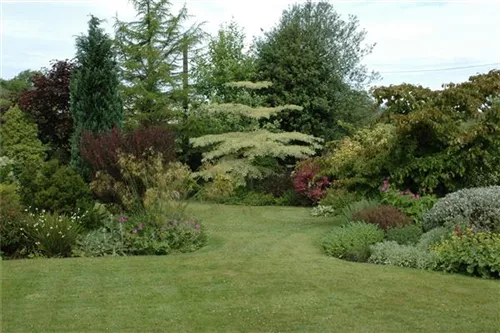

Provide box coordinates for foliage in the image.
[369,241,438,270]
[311,205,336,217]
[0,69,37,115]
[0,183,33,257]
[0,156,17,184]
[122,212,207,255]
[78,202,114,231]
[239,191,277,206]
[379,180,437,223]
[0,105,46,169]
[292,159,329,203]
[73,225,126,257]
[193,20,256,103]
[18,60,75,157]
[322,222,384,262]
[114,0,203,117]
[18,159,92,215]
[386,224,423,245]
[337,199,380,224]
[91,152,193,212]
[379,71,500,195]
[192,130,322,186]
[318,188,361,210]
[433,229,500,278]
[352,205,412,231]
[22,211,84,257]
[421,186,500,232]
[198,173,238,202]
[321,123,396,194]
[255,1,377,140]
[417,227,452,251]
[70,15,123,175]
[80,125,176,181]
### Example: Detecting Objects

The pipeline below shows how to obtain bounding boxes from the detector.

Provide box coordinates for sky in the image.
[1,0,499,89]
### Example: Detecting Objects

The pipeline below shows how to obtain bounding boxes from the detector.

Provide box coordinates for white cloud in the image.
[1,0,499,89]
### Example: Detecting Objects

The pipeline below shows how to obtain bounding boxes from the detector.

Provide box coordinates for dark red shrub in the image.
[352,205,412,231]
[80,125,176,180]
[292,159,329,203]
[18,60,75,154]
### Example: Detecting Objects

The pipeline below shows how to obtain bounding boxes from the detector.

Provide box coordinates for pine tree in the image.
[70,15,123,174]
[0,105,46,168]
[190,82,322,186]
[114,0,203,118]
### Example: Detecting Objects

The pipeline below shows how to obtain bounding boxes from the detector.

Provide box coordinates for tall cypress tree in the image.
[70,15,123,174]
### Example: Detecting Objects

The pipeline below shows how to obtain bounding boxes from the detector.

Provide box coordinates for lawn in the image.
[1,203,499,333]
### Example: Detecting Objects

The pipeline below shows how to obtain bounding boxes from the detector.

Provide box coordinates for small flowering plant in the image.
[379,179,437,223]
[21,210,84,257]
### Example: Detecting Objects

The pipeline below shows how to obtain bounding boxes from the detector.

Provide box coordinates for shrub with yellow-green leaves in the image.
[432,229,500,279]
[322,123,396,194]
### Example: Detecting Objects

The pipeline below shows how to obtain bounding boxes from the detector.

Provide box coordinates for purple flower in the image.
[119,216,128,223]
[195,224,201,229]
[402,189,410,195]
[138,223,145,230]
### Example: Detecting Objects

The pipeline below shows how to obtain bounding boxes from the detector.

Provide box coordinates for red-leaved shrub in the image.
[292,159,329,203]
[352,205,412,231]
[80,125,176,180]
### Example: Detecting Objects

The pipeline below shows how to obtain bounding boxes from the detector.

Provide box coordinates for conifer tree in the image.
[0,105,46,168]
[70,15,123,174]
[114,0,203,118]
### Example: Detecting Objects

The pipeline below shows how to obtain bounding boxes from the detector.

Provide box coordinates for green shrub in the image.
[432,230,500,278]
[0,105,46,170]
[337,199,380,223]
[369,241,438,270]
[386,224,423,245]
[422,186,500,232]
[0,156,17,183]
[352,204,412,231]
[323,222,384,262]
[199,173,238,203]
[0,183,33,257]
[73,226,126,257]
[240,191,277,206]
[19,159,92,214]
[23,211,84,257]
[78,202,113,230]
[380,185,437,223]
[311,205,336,217]
[318,188,361,210]
[417,227,452,250]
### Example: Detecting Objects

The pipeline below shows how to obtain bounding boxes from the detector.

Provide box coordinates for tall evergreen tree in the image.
[70,15,123,174]
[193,20,256,103]
[255,1,378,141]
[114,0,203,119]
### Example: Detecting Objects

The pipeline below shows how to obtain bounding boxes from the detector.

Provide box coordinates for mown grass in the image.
[1,203,499,332]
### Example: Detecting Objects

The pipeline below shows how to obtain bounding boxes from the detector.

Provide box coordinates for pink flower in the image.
[380,179,390,192]
[119,216,128,223]
[402,189,410,195]
[138,223,145,230]
[195,224,201,229]
[412,193,420,199]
